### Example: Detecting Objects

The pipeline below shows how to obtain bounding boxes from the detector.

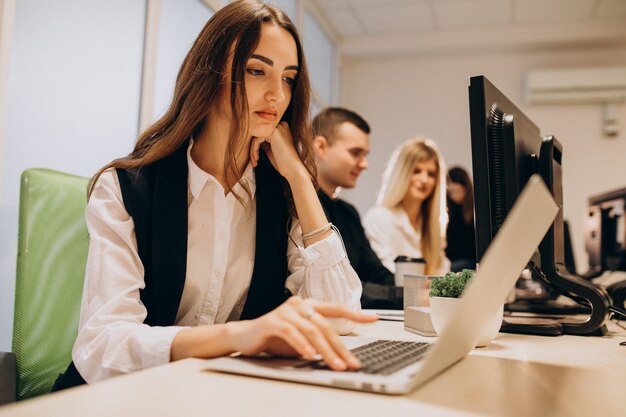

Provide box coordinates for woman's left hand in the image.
[249,121,307,181]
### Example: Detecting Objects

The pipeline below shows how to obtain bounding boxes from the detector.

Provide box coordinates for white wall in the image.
[0,0,146,352]
[152,0,213,121]
[0,0,340,354]
[341,45,626,274]
[302,8,337,105]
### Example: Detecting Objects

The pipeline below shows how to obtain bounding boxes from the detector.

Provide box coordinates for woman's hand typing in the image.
[170,296,378,371]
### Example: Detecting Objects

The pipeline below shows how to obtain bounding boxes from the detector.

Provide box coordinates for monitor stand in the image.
[500,137,611,337]
[540,137,610,335]
[499,274,610,337]
[540,270,610,336]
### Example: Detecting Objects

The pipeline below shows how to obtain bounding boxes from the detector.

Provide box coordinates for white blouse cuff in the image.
[74,325,188,383]
[292,231,347,272]
[140,326,189,370]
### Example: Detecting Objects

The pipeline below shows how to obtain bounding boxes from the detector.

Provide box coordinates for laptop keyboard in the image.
[312,340,431,375]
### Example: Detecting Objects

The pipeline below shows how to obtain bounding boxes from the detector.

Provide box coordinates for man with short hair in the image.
[313,107,402,309]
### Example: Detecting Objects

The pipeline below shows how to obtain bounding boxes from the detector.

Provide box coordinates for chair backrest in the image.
[13,169,89,400]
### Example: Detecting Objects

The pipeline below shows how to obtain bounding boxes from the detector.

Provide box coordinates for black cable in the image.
[609,305,626,321]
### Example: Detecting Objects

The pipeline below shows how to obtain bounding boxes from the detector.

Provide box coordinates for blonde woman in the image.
[364,138,449,275]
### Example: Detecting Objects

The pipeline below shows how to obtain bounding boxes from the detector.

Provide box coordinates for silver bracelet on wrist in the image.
[302,222,333,241]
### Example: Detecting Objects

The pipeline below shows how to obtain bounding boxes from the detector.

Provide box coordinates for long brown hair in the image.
[89,0,315,210]
[447,166,474,224]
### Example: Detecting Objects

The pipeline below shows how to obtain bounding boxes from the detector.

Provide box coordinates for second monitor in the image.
[468,75,610,336]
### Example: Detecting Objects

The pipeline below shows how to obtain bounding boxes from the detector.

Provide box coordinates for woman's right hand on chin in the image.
[229,296,378,371]
[249,122,308,182]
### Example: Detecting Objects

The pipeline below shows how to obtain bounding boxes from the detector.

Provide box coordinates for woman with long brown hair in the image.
[446,166,477,271]
[52,0,374,390]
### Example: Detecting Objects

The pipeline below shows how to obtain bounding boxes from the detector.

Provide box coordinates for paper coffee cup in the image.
[394,256,425,287]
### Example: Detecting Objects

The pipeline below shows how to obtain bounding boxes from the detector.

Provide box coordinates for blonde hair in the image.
[376,137,447,274]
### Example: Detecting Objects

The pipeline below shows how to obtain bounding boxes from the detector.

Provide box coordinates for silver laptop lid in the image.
[411,174,559,389]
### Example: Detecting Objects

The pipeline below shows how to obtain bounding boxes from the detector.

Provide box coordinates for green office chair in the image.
[10,168,89,401]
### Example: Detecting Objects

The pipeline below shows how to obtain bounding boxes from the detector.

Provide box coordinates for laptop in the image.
[203,175,559,394]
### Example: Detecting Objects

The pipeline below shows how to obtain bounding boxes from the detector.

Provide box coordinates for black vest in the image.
[52,142,290,390]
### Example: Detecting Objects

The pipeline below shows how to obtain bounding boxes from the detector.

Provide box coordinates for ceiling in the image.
[309,0,626,58]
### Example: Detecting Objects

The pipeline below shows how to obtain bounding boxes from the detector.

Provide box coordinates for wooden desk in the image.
[1,319,625,417]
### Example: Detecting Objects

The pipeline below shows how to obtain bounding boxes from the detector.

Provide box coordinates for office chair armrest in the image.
[0,352,16,404]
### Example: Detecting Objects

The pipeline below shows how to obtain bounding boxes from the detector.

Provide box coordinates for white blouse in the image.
[363,206,450,274]
[73,145,362,383]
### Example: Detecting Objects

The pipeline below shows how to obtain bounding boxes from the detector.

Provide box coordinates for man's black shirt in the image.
[318,191,402,309]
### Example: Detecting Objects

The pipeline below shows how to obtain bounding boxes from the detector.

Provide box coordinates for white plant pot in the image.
[429,296,503,347]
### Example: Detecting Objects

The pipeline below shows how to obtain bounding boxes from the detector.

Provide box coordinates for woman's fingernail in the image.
[333,358,347,370]
[347,356,361,369]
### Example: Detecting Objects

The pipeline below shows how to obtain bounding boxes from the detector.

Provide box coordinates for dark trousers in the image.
[50,362,86,392]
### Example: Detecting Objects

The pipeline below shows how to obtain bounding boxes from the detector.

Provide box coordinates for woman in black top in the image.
[52,0,376,391]
[445,167,477,272]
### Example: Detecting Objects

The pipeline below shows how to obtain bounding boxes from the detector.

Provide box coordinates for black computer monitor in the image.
[563,220,577,275]
[585,187,626,277]
[468,75,610,336]
[468,76,544,272]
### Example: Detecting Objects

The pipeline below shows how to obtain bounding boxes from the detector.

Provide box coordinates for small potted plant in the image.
[429,269,503,347]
